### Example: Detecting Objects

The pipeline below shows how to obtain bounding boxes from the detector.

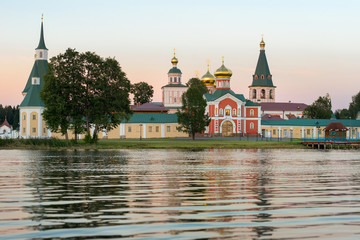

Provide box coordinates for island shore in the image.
[0,138,306,150]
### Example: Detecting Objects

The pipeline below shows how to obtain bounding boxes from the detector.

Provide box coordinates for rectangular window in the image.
[307,129,311,135]
[128,127,132,132]
[149,126,152,132]
[32,115,36,120]
[43,128,46,133]
[273,129,276,135]
[284,129,288,137]
[156,126,159,132]
[23,128,25,133]
[32,128,36,133]
[225,109,230,116]
[23,115,26,120]
[167,126,171,132]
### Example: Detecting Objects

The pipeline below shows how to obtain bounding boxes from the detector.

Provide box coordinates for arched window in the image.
[220,108,223,115]
[267,75,271,80]
[261,74,265,79]
[269,90,273,99]
[250,122,254,129]
[252,89,257,99]
[39,51,43,58]
[261,89,265,99]
[250,109,254,116]
[233,109,236,115]
[254,75,258,80]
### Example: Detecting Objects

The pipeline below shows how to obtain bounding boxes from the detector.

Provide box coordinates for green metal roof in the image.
[262,118,360,127]
[162,83,187,88]
[204,89,246,102]
[20,85,45,107]
[124,113,178,123]
[168,67,182,74]
[36,22,48,50]
[250,50,274,87]
[245,100,260,106]
[22,60,48,94]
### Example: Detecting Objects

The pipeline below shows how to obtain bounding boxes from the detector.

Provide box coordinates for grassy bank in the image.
[0,138,305,150]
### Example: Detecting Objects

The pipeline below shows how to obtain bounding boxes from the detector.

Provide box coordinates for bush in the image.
[0,138,14,147]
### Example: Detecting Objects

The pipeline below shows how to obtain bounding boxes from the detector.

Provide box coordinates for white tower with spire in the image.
[19,16,49,138]
[161,49,188,113]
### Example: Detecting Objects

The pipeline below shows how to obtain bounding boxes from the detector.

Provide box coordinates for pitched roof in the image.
[20,84,45,107]
[261,114,284,121]
[36,21,48,50]
[250,50,274,87]
[260,102,308,111]
[204,89,246,102]
[262,118,360,127]
[124,113,178,123]
[325,122,348,131]
[22,60,48,94]
[0,118,11,128]
[131,102,168,113]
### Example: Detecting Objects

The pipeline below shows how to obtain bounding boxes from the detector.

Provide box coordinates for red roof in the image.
[260,102,308,111]
[131,102,169,113]
[325,122,348,131]
[0,118,11,128]
[261,114,284,121]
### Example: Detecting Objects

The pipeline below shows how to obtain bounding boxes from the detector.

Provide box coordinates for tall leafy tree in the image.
[334,108,351,119]
[131,82,154,105]
[186,78,208,95]
[176,85,210,140]
[0,105,19,129]
[41,48,132,142]
[349,91,360,119]
[303,93,332,119]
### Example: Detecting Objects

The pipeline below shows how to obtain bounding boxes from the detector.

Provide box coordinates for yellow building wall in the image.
[165,124,188,138]
[146,124,162,138]
[107,125,121,139]
[21,112,27,137]
[30,112,39,137]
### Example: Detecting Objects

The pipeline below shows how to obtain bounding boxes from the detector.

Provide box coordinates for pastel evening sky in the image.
[0,0,359,110]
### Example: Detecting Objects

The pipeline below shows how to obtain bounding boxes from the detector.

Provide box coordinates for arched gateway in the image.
[222,121,233,136]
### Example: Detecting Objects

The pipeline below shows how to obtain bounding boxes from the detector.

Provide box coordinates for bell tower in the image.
[249,37,276,103]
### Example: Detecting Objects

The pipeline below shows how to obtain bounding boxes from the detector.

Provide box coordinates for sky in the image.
[0,0,359,111]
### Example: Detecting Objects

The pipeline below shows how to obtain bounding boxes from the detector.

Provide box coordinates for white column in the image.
[143,124,146,139]
[278,127,281,138]
[313,127,316,138]
[161,124,165,138]
[120,123,125,136]
[302,127,305,138]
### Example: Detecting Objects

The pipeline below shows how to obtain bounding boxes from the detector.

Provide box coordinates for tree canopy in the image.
[303,94,332,119]
[349,91,360,119]
[176,83,210,140]
[41,48,132,142]
[0,105,19,129]
[186,78,208,95]
[131,82,154,105]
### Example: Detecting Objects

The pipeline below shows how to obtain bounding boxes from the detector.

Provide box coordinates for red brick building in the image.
[204,58,261,136]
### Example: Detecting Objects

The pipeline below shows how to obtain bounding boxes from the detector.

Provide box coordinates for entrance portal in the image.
[222,121,233,136]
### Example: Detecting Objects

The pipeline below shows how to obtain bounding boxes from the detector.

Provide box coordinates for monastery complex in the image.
[18,19,360,140]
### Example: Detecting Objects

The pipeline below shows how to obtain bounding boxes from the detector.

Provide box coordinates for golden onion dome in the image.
[260,36,265,48]
[201,70,216,85]
[171,56,178,65]
[214,57,232,78]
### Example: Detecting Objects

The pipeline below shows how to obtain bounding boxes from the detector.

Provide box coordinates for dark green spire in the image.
[36,17,48,50]
[250,39,274,87]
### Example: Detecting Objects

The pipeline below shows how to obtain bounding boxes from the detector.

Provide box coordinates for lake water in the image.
[0,149,360,239]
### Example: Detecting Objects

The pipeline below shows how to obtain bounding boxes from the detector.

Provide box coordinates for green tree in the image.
[349,91,360,119]
[176,86,210,140]
[0,105,19,129]
[41,48,132,142]
[131,82,154,105]
[334,108,351,119]
[303,94,332,119]
[186,78,208,95]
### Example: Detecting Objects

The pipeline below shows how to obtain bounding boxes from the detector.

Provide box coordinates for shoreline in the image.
[0,138,307,150]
